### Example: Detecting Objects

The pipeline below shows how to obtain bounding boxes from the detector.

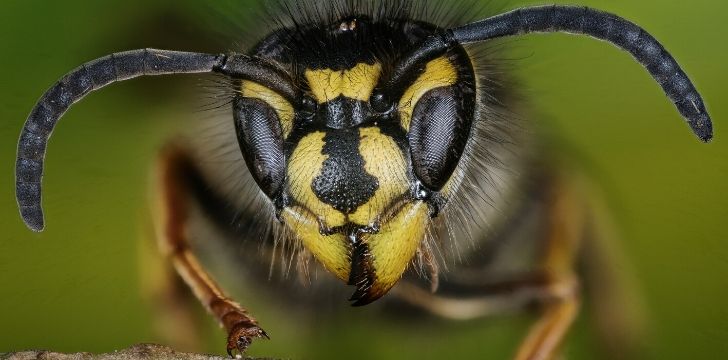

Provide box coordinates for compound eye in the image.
[234,96,285,198]
[408,86,472,191]
[234,79,295,199]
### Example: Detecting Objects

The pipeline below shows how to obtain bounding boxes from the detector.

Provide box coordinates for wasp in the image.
[14,1,712,359]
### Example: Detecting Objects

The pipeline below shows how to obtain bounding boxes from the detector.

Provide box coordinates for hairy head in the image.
[235,13,477,304]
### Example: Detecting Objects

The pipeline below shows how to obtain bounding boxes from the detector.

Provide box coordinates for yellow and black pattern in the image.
[305,63,382,104]
[240,80,295,138]
[398,57,458,131]
[231,12,477,305]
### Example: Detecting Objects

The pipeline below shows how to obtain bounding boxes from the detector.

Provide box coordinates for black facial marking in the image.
[312,128,378,214]
[319,96,372,129]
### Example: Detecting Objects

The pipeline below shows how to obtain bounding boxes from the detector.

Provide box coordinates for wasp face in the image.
[233,16,475,304]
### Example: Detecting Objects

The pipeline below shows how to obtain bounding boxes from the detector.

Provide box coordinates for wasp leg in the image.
[513,175,585,360]
[139,224,205,352]
[154,143,268,357]
[392,272,547,320]
[514,279,580,360]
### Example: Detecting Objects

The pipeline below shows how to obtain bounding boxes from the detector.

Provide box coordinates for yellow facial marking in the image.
[365,201,429,298]
[283,127,422,289]
[305,63,382,103]
[349,127,409,225]
[398,57,458,131]
[283,131,351,280]
[241,80,295,138]
[287,131,346,228]
[281,207,350,281]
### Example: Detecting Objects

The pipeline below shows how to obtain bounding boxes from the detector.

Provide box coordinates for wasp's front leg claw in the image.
[226,323,269,358]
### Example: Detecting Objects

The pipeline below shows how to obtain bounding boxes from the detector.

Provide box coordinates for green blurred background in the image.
[1,0,726,359]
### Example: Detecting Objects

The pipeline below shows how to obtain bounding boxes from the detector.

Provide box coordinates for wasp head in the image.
[233,16,476,305]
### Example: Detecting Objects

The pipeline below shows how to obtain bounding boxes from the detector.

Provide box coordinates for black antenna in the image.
[16,49,225,231]
[378,6,712,142]
[16,48,298,231]
[450,5,713,142]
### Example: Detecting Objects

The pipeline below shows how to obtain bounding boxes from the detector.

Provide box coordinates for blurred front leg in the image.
[154,143,268,357]
[515,175,585,360]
